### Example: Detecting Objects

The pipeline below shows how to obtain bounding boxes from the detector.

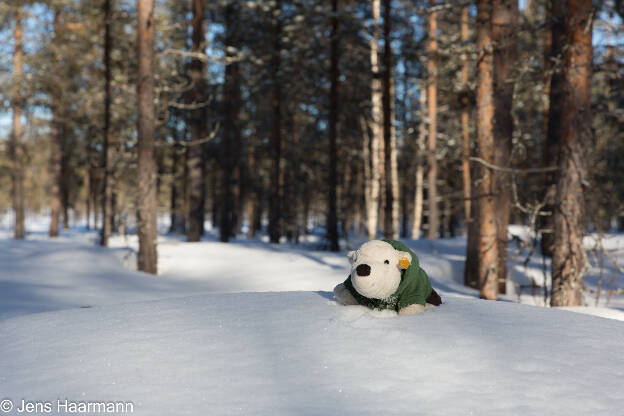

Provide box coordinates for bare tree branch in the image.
[470,157,558,173]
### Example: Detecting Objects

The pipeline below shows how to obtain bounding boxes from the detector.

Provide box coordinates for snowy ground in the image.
[1,215,624,415]
[3,292,624,415]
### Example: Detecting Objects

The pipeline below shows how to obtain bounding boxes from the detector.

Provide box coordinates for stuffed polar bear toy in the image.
[333,239,442,315]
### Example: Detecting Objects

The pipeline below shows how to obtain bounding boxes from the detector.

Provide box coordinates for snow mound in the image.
[1,291,623,415]
[0,238,214,320]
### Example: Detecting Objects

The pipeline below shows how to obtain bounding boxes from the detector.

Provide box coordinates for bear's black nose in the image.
[356,264,371,276]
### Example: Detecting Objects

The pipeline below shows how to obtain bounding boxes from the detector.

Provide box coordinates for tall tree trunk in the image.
[85,128,97,231]
[340,156,352,241]
[354,141,364,240]
[181,129,189,232]
[226,3,242,239]
[210,160,219,228]
[411,87,426,239]
[378,97,385,233]
[382,0,397,239]
[246,142,257,238]
[551,0,592,306]
[400,68,409,238]
[169,151,179,234]
[49,9,62,238]
[541,0,564,257]
[268,0,282,244]
[110,189,117,232]
[426,0,439,239]
[542,0,553,144]
[472,0,498,299]
[492,0,518,294]
[61,144,71,229]
[187,0,207,242]
[288,107,301,242]
[91,173,99,230]
[221,1,241,242]
[390,75,400,238]
[11,3,25,239]
[327,0,340,251]
[464,178,480,288]
[100,0,113,246]
[365,0,382,240]
[302,190,310,235]
[169,127,184,233]
[442,197,452,237]
[136,0,158,274]
[50,127,63,237]
[460,5,472,225]
[363,116,373,236]
[86,141,92,231]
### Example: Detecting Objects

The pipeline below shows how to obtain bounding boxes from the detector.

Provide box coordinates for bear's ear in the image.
[397,251,412,269]
[347,250,357,264]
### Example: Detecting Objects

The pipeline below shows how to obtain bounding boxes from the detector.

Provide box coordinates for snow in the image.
[2,292,624,415]
[1,217,624,415]
[152,237,346,293]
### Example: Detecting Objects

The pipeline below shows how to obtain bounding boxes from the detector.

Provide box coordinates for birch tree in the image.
[382,0,399,239]
[365,0,382,240]
[411,87,426,239]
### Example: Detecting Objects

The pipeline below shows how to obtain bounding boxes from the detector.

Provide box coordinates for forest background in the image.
[0,0,622,305]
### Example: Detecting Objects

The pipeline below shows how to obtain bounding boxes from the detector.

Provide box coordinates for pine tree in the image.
[551,0,592,306]
[136,0,158,274]
[10,2,25,239]
[327,0,340,251]
[492,0,518,294]
[460,5,471,224]
[541,0,565,257]
[187,0,207,242]
[100,0,113,246]
[225,2,242,238]
[473,0,499,300]
[426,0,439,239]
[49,8,62,238]
[268,0,283,244]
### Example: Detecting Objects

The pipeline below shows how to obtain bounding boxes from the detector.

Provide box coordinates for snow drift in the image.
[1,225,624,415]
[1,291,623,415]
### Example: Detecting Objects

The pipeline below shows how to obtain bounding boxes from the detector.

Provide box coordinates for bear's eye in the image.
[384,259,390,264]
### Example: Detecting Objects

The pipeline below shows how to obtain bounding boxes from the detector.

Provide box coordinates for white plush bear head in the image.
[347,240,412,300]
